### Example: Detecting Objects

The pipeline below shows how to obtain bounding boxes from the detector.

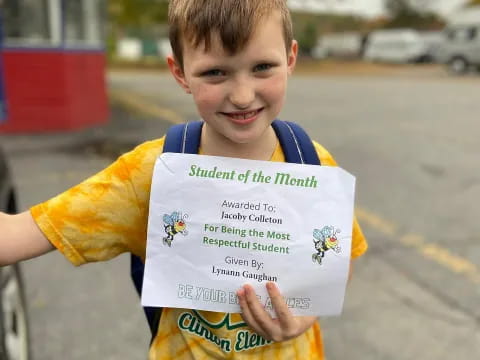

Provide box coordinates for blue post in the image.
[0,9,8,123]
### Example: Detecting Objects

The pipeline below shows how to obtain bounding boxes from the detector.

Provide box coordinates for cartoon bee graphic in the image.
[162,211,188,247]
[312,226,341,265]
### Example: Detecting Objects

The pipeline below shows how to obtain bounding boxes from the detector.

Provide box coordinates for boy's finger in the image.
[237,287,268,339]
[242,284,278,337]
[266,282,294,329]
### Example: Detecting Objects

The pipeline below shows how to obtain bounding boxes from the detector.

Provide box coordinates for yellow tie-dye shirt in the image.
[31,136,368,360]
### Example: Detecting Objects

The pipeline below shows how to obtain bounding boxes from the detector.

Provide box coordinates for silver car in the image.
[0,148,30,360]
[437,7,480,74]
[441,25,480,73]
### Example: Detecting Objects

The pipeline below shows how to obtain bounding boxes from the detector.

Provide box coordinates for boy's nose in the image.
[229,81,255,109]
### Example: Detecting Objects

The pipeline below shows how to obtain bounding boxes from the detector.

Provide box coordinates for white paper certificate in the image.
[142,153,355,316]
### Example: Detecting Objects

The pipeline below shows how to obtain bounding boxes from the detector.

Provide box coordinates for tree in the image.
[108,0,169,28]
[466,0,480,6]
[383,0,444,30]
[385,0,436,15]
[297,22,317,55]
[106,0,169,60]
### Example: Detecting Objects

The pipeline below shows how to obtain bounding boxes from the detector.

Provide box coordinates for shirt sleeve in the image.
[313,141,368,259]
[30,139,164,266]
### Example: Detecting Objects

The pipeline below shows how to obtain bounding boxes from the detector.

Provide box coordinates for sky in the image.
[287,0,470,18]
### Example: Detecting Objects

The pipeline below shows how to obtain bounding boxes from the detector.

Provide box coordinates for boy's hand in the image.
[236,282,316,342]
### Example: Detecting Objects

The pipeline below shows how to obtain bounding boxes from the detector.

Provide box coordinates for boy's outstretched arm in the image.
[0,210,54,266]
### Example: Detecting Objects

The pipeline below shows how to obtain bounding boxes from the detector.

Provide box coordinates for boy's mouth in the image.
[220,108,264,124]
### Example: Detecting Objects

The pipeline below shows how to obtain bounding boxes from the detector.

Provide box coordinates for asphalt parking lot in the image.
[1,64,479,359]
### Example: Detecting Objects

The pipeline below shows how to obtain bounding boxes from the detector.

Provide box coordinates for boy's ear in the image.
[287,40,298,75]
[167,54,191,94]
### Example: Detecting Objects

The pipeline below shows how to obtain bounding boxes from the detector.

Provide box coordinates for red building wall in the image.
[0,50,109,133]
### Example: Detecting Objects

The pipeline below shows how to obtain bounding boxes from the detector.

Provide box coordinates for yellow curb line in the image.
[109,88,185,125]
[109,86,480,285]
[356,208,480,284]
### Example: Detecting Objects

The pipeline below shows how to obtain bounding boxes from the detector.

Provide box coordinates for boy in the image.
[1,0,367,358]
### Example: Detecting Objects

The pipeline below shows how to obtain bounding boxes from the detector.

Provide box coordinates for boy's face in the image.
[168,12,297,148]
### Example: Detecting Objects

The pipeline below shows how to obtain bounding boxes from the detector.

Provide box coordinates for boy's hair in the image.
[168,0,293,69]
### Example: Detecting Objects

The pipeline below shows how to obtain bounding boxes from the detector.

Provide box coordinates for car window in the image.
[468,27,477,40]
[448,27,478,42]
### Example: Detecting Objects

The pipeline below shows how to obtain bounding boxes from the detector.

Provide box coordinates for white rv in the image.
[311,32,363,59]
[436,6,480,73]
[363,29,429,63]
[417,31,445,63]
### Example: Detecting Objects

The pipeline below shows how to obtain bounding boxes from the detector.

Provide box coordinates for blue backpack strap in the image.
[163,121,203,154]
[130,121,204,340]
[271,120,321,165]
[130,256,158,335]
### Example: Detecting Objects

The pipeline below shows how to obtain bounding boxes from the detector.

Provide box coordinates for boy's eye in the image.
[254,63,273,72]
[202,69,225,77]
